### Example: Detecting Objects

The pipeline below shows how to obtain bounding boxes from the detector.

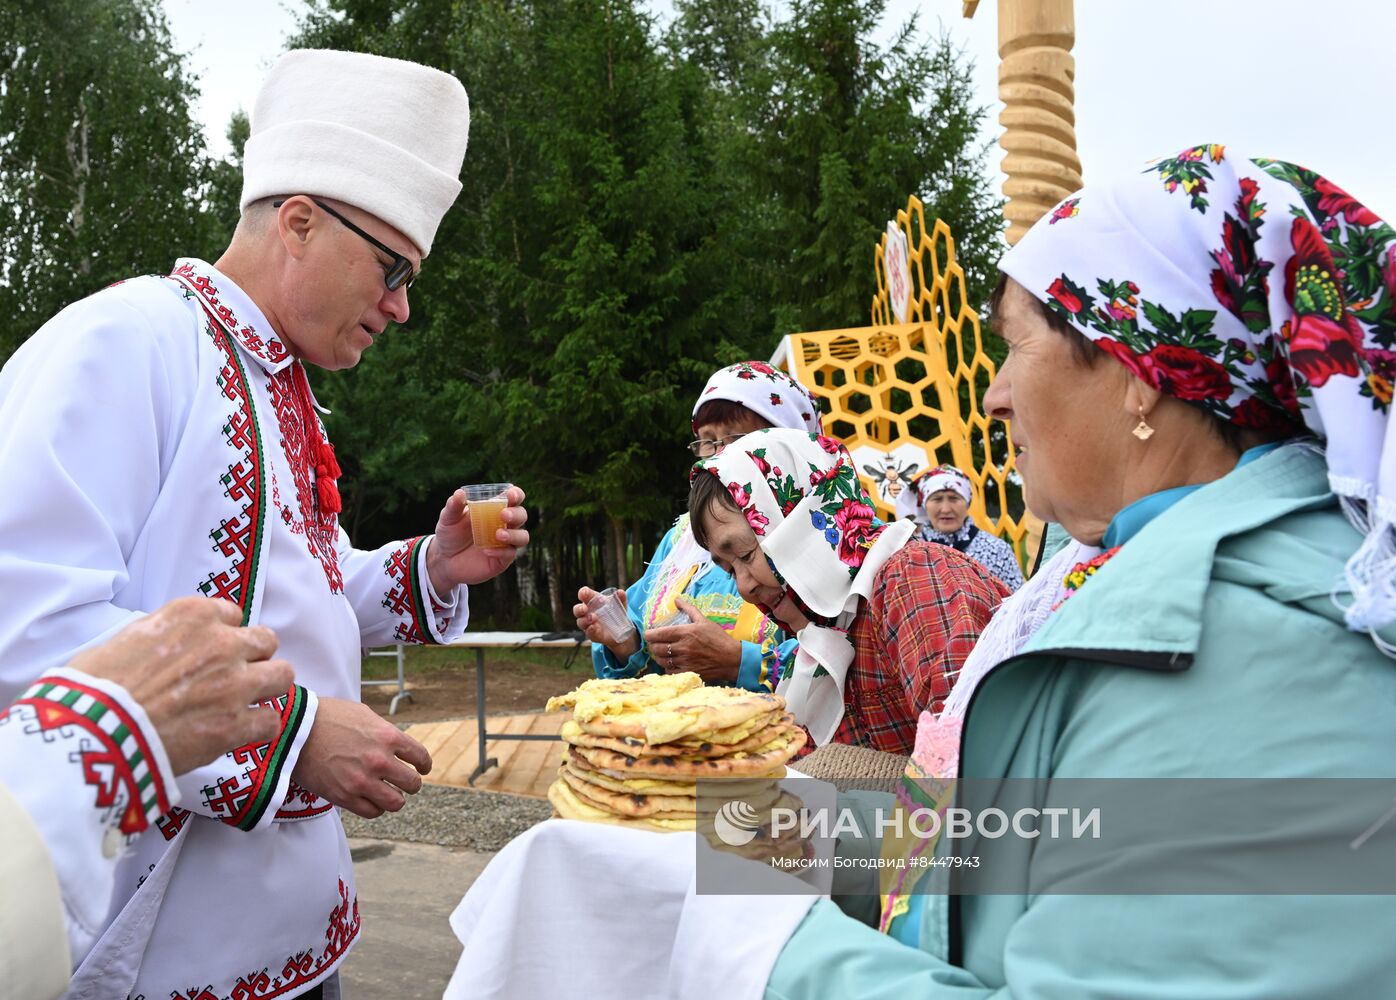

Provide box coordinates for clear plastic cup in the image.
[462,483,511,549]
[654,608,692,628]
[586,587,637,645]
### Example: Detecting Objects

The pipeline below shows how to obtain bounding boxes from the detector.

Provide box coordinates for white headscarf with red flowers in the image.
[693,361,824,435]
[694,428,916,744]
[1001,143,1396,646]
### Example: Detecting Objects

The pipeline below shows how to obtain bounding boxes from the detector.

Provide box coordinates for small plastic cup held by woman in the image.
[586,587,637,646]
[653,608,692,628]
[462,483,511,549]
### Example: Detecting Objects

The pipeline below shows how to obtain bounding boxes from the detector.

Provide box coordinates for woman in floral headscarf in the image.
[574,361,819,691]
[688,429,1008,752]
[895,464,1025,591]
[439,152,1396,1000]
[753,146,1396,998]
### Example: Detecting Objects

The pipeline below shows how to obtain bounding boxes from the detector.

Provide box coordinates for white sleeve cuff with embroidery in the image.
[420,535,469,637]
[0,665,180,956]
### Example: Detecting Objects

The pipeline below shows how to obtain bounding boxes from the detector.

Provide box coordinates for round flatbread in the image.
[546,672,704,721]
[559,762,783,819]
[562,717,799,760]
[564,748,782,799]
[564,748,699,795]
[576,687,785,744]
[563,710,778,750]
[547,779,693,833]
[554,776,702,824]
[571,727,806,779]
[672,713,797,752]
[560,771,700,821]
[577,704,784,746]
[564,770,790,826]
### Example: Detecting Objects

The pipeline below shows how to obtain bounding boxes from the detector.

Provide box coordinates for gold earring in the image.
[1133,404,1154,441]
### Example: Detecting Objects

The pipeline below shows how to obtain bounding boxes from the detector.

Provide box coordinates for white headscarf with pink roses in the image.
[694,429,915,744]
[1001,143,1396,648]
[692,361,824,435]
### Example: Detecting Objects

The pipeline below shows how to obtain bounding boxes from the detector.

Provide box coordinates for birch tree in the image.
[0,0,216,355]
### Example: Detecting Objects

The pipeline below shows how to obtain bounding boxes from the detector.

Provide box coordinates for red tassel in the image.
[293,362,343,517]
[316,440,342,481]
[317,474,342,514]
[314,440,343,514]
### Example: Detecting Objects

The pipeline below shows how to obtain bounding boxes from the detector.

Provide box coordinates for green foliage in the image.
[288,0,1006,624]
[2,0,1005,626]
[0,0,227,353]
[205,110,250,245]
[674,0,1005,337]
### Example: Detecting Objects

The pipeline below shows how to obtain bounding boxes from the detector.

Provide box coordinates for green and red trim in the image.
[382,536,446,645]
[167,270,267,623]
[221,329,266,624]
[407,536,444,644]
[199,684,309,832]
[236,683,307,831]
[16,673,172,833]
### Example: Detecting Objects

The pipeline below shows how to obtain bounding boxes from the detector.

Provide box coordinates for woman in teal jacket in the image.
[765,146,1396,995]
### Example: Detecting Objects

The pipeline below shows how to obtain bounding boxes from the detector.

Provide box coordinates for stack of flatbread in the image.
[544,673,810,861]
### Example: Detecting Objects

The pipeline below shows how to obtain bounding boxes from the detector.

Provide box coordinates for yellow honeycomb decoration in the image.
[774,196,1041,570]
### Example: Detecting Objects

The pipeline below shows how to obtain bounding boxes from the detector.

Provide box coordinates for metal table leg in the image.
[468,647,498,785]
[387,643,414,715]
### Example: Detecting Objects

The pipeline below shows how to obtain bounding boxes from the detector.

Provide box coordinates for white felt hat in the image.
[240,49,470,256]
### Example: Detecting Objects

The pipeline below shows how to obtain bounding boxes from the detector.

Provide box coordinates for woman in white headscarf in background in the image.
[895,464,1025,591]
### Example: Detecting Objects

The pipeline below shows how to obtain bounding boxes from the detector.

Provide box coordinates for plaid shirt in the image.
[831,540,1010,754]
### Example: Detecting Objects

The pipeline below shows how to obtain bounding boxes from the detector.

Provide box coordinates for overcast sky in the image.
[163,0,1396,221]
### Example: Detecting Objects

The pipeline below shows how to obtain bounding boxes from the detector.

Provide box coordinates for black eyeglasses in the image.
[273,197,418,291]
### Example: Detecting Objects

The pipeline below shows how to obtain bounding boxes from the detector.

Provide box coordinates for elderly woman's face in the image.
[703,502,783,606]
[924,489,969,532]
[983,280,1135,543]
[702,501,809,631]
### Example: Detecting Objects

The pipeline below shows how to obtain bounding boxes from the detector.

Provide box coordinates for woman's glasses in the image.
[688,434,743,458]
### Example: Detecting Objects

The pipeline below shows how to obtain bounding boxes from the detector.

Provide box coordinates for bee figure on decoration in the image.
[861,456,920,502]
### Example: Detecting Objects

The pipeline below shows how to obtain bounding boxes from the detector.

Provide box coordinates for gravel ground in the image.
[339,783,553,851]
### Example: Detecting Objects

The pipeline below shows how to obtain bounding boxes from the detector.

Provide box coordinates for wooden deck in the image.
[405,711,568,799]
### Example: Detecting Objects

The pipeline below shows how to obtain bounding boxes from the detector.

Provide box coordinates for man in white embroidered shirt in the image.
[0,49,522,999]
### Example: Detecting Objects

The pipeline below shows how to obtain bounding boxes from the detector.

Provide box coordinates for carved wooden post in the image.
[972,0,1082,244]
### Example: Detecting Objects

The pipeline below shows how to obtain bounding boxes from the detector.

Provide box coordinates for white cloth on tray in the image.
[444,819,819,1000]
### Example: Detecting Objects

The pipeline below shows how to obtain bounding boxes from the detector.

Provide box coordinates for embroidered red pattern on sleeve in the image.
[195,684,309,832]
[275,780,334,822]
[8,673,172,835]
[382,535,450,644]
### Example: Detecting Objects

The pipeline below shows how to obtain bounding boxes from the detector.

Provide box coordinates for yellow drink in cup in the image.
[462,483,511,549]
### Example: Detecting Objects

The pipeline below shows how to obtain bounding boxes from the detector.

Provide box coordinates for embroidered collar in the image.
[168,258,295,374]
